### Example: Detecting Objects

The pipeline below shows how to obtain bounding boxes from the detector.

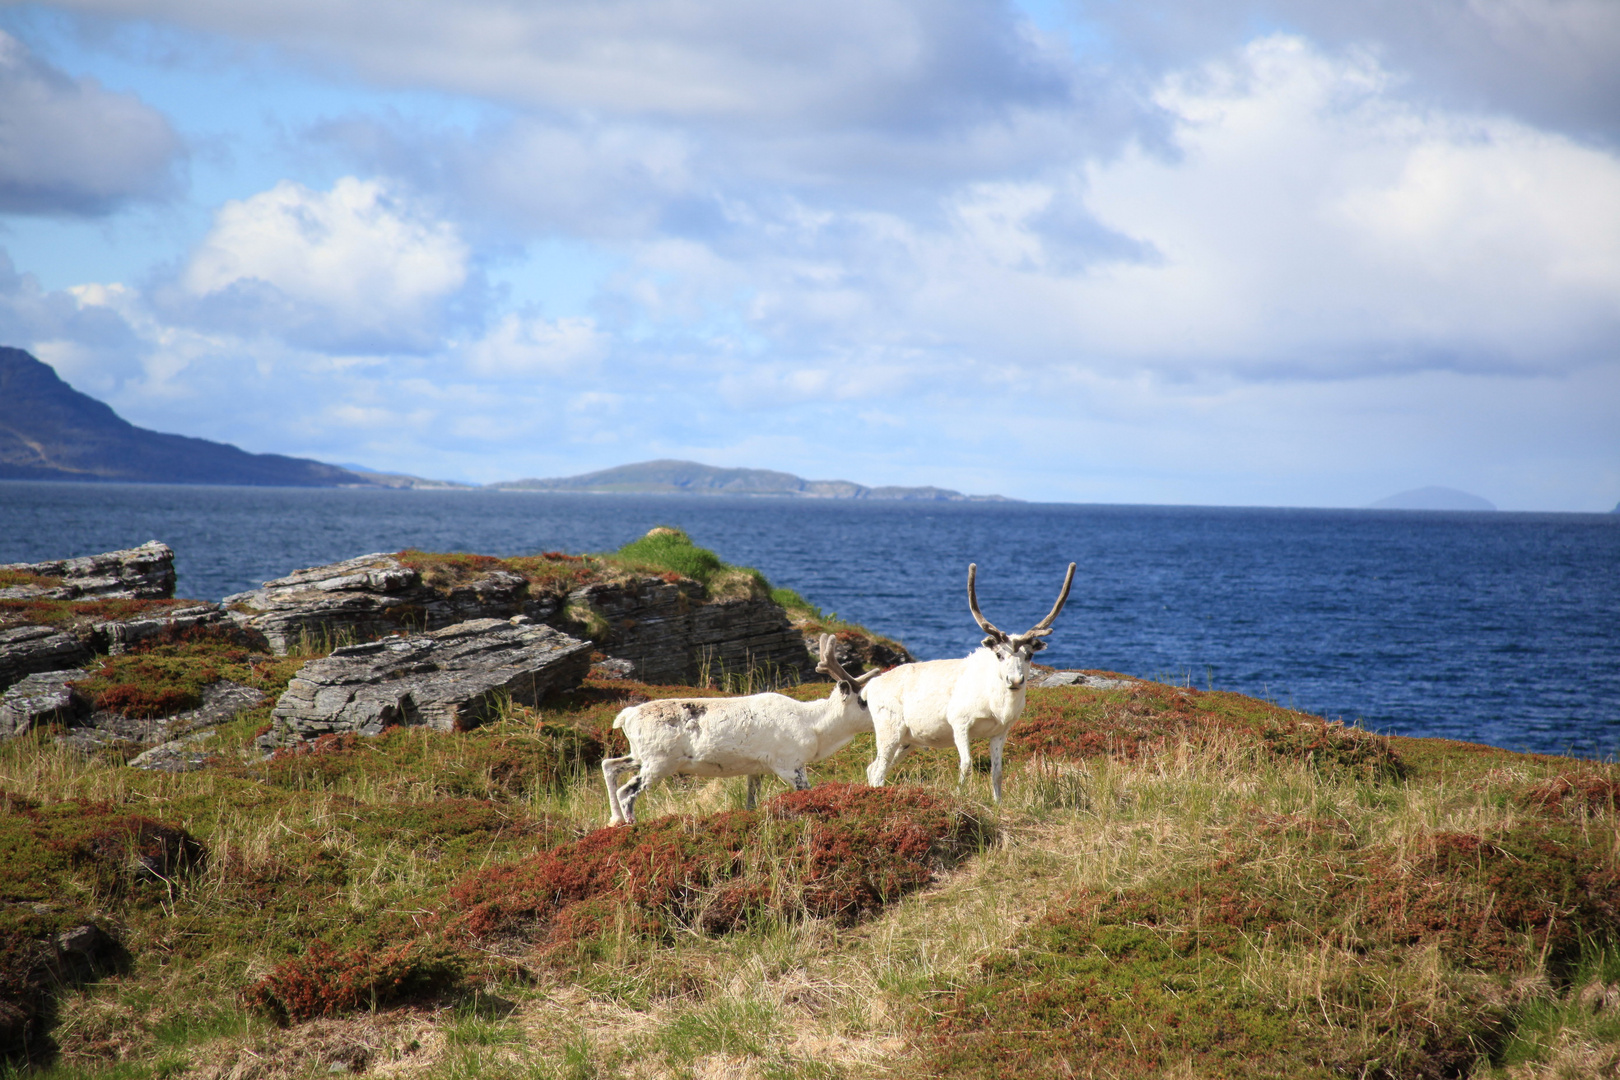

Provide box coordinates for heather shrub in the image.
[1011,682,1404,781]
[448,784,990,952]
[243,938,465,1024]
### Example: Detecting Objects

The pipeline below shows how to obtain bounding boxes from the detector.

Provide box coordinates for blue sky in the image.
[1,0,1617,509]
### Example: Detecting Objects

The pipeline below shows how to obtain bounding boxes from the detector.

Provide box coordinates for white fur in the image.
[863,640,1038,803]
[601,678,875,826]
[863,561,1074,803]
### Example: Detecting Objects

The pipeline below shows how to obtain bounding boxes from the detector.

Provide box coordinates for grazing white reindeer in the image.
[602,634,882,826]
[864,562,1076,803]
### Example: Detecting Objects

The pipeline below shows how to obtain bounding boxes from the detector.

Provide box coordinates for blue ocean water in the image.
[3,481,1617,758]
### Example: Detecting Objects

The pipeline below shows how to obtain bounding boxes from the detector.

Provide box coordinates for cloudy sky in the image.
[1,0,1617,509]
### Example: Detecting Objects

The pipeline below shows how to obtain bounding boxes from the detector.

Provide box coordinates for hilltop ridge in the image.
[491,459,1014,501]
[0,347,374,487]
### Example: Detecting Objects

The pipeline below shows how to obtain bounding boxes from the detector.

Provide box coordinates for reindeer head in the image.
[967,561,1077,690]
[814,633,882,712]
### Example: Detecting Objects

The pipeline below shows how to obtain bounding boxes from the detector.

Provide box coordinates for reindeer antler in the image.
[966,563,1008,642]
[1024,562,1076,637]
[815,633,881,688]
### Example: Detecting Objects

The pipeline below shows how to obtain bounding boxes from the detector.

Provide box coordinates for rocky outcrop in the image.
[263,617,592,747]
[0,625,94,693]
[0,540,175,600]
[1036,671,1136,690]
[224,552,549,654]
[226,551,815,686]
[571,576,809,685]
[0,668,91,738]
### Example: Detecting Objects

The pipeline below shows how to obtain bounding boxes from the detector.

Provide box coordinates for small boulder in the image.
[0,625,94,694]
[264,617,593,746]
[0,540,175,600]
[1037,671,1136,689]
[0,667,91,738]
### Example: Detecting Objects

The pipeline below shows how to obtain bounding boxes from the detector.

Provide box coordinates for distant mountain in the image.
[0,346,374,487]
[490,459,1014,501]
[1367,486,1497,511]
[336,465,477,490]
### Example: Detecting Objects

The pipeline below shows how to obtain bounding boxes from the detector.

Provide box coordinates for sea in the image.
[2,481,1617,759]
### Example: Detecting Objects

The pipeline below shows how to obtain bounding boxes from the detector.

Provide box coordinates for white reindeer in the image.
[601,634,882,826]
[864,562,1076,803]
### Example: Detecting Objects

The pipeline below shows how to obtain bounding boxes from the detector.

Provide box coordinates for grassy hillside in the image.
[4,574,1619,1077]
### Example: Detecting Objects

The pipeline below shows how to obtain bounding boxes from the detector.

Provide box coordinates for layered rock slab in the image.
[224,553,547,654]
[573,576,809,685]
[264,618,592,746]
[0,540,175,600]
[0,625,94,694]
[0,667,91,738]
[227,551,813,686]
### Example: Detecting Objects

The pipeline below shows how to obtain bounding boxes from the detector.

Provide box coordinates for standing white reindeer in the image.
[601,634,882,826]
[864,561,1076,803]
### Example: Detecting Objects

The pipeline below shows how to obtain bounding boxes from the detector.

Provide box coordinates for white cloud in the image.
[48,0,1066,128]
[718,35,1620,384]
[463,313,606,377]
[0,30,182,214]
[168,177,471,352]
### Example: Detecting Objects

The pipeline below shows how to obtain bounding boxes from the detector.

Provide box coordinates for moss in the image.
[609,527,726,585]
[0,596,194,632]
[0,569,62,590]
[70,630,304,719]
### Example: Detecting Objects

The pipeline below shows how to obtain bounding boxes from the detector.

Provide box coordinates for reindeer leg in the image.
[952,724,975,791]
[602,755,635,826]
[988,734,1006,804]
[746,773,761,809]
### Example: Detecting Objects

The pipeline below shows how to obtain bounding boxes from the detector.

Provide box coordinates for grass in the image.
[7,551,1620,1077]
[5,670,1619,1078]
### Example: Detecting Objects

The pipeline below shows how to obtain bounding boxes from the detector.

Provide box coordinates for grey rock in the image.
[53,922,117,978]
[0,668,90,738]
[264,617,593,746]
[129,730,218,773]
[225,551,813,686]
[569,577,808,685]
[224,552,537,654]
[92,603,229,654]
[1037,671,1136,690]
[0,625,95,694]
[0,540,175,600]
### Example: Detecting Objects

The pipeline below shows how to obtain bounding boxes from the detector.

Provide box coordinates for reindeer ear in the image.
[982,635,1001,650]
[1030,639,1048,652]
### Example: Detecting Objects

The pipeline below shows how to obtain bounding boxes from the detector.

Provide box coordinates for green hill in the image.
[492,458,1013,501]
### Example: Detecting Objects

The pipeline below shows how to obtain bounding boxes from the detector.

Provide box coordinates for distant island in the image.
[0,347,1006,499]
[1366,486,1496,511]
[490,460,1012,501]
